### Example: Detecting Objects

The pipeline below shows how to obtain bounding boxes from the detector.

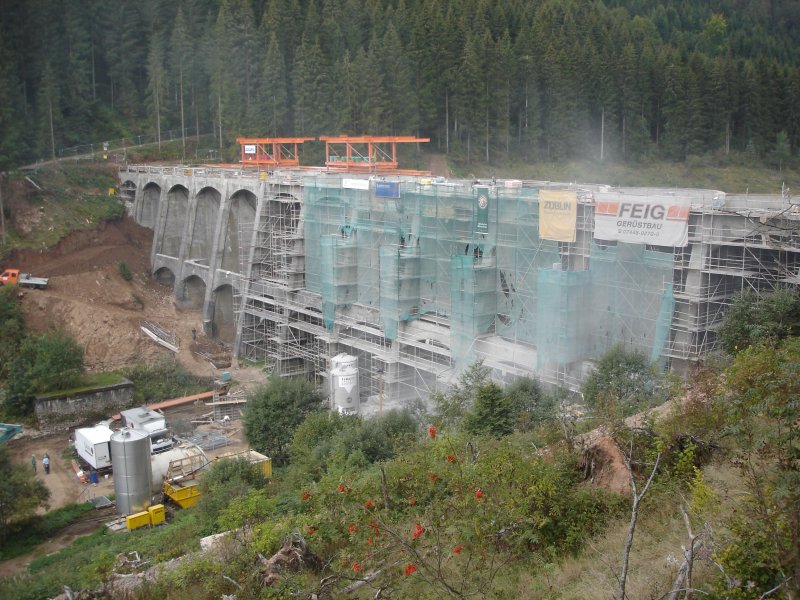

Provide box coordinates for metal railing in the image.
[58,127,209,159]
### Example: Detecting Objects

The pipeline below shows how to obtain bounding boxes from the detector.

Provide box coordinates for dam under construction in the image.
[119,158,800,411]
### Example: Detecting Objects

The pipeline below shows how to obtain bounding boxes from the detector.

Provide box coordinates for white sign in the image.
[594,195,689,247]
[243,144,257,154]
[342,178,370,190]
[339,375,357,393]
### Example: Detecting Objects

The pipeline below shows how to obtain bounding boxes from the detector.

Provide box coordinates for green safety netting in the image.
[302,179,675,373]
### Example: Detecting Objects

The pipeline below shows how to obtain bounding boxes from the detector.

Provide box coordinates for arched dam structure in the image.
[121,165,800,409]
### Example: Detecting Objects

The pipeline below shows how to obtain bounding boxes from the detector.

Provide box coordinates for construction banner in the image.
[539,190,577,242]
[594,195,690,247]
[475,186,490,234]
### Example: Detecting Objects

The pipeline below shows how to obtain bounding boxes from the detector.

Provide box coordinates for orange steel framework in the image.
[236,137,314,167]
[319,135,430,172]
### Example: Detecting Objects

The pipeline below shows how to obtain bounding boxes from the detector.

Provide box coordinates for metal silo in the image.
[111,427,153,516]
[330,354,359,415]
[330,354,359,411]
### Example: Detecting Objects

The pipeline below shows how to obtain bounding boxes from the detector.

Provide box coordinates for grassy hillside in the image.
[0,164,123,261]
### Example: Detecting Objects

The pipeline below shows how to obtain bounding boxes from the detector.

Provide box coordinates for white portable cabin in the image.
[120,406,173,453]
[74,425,114,470]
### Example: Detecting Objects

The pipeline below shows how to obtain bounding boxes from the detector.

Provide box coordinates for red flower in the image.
[452,544,463,554]
[427,425,437,439]
[301,490,311,501]
[353,561,363,573]
[447,453,456,463]
[306,527,316,535]
[337,483,346,494]
[364,499,374,509]
[412,523,425,539]
[367,538,374,546]
[373,527,380,537]
[348,523,358,533]
[404,563,418,576]
[474,488,484,499]
[408,497,417,505]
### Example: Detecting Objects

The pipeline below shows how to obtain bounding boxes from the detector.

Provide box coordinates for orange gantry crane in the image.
[319,135,430,173]
[235,137,314,167]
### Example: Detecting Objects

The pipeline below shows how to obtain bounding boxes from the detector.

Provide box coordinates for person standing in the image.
[30,454,37,473]
[43,453,50,475]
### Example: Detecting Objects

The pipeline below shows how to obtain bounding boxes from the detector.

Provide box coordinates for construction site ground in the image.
[2,216,262,577]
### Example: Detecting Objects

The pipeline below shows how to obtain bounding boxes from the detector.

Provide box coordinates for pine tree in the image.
[381,24,416,135]
[146,31,167,149]
[36,61,61,160]
[170,4,192,159]
[465,382,514,438]
[361,35,390,134]
[259,32,289,136]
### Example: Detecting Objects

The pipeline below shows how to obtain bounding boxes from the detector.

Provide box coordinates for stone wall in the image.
[34,380,134,431]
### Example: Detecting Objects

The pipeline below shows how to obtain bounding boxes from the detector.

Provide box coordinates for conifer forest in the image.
[2,0,800,169]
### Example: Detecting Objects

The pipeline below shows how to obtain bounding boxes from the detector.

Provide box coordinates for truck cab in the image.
[0,269,21,285]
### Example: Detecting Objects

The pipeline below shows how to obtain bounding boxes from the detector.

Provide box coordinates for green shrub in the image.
[117,260,133,281]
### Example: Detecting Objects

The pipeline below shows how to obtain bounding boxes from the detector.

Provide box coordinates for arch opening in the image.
[189,186,222,264]
[221,190,257,273]
[212,284,236,343]
[154,266,176,287]
[161,185,189,257]
[182,275,207,309]
[140,182,162,229]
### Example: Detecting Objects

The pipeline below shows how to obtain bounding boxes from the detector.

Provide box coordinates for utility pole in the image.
[0,173,6,245]
[600,106,605,163]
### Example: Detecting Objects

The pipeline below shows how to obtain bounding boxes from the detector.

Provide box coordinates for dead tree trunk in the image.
[618,449,661,600]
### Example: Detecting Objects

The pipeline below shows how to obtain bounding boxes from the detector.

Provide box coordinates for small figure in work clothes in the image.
[191,327,197,341]
[30,454,37,473]
[43,453,50,475]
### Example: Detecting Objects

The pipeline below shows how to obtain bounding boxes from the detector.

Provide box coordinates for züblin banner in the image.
[539,190,577,242]
[475,186,490,234]
[594,194,690,247]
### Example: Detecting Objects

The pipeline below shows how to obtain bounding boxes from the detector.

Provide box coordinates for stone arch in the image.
[140,182,161,229]
[161,185,189,257]
[212,283,236,343]
[221,189,257,273]
[121,180,137,208]
[154,266,176,287]
[189,186,222,264]
[182,275,207,309]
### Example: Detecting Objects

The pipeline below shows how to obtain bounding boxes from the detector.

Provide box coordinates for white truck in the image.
[74,424,114,470]
[120,406,173,453]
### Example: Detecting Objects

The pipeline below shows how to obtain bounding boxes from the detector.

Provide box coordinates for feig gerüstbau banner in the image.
[594,194,690,247]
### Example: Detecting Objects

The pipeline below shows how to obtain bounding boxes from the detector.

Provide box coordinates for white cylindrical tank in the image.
[150,442,207,493]
[111,428,153,516]
[330,354,359,410]
[331,363,360,415]
[331,353,358,370]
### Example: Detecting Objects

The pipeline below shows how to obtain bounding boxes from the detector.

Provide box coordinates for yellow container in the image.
[125,510,151,531]
[148,504,166,525]
[257,457,272,478]
[163,480,202,509]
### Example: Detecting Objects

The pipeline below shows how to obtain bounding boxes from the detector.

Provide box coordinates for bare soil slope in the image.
[9,216,245,378]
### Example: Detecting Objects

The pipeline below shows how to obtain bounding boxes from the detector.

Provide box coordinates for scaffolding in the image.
[231,170,800,408]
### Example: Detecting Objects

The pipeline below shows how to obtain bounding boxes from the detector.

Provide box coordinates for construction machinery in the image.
[0,268,48,289]
[0,423,23,444]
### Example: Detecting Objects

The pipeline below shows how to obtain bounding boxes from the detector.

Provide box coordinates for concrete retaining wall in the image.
[34,380,134,430]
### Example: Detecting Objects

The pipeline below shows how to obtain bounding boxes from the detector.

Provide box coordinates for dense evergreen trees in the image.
[1,0,800,168]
